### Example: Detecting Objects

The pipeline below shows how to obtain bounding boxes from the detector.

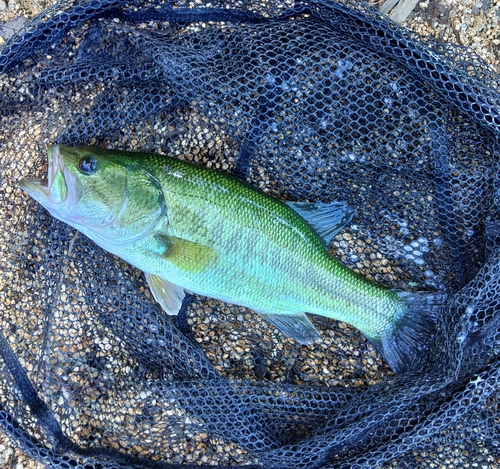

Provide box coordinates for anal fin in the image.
[262,312,322,345]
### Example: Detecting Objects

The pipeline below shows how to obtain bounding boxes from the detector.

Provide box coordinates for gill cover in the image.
[60,145,166,245]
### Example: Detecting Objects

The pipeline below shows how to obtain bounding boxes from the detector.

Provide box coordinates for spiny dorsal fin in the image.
[145,273,185,316]
[155,234,216,273]
[286,200,353,246]
[261,312,322,345]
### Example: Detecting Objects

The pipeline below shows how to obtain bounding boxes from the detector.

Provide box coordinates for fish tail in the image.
[370,291,446,374]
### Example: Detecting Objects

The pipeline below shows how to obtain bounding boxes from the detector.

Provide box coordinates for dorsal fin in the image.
[286,200,353,246]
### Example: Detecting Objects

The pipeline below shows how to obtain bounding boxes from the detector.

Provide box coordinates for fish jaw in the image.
[20,145,80,216]
[19,176,50,206]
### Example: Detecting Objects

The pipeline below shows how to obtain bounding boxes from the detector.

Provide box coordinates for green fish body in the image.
[20,145,439,373]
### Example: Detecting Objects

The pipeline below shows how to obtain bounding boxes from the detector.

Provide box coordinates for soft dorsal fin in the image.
[286,200,353,246]
[155,234,216,273]
[145,273,185,316]
[261,312,322,345]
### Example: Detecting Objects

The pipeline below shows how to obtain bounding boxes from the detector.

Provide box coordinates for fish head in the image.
[20,145,165,247]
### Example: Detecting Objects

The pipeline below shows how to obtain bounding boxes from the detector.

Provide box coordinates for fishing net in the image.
[1,0,499,467]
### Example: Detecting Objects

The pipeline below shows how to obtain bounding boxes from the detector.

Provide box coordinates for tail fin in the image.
[369,291,447,374]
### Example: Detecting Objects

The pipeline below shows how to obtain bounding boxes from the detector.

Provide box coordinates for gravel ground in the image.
[0,0,499,467]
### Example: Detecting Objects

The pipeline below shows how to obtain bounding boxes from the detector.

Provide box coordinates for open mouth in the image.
[23,177,49,188]
[20,175,50,199]
[20,145,65,203]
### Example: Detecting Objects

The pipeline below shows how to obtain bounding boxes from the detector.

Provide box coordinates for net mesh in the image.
[1,0,499,467]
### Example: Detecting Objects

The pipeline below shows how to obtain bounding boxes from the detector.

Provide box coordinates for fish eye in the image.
[78,156,98,175]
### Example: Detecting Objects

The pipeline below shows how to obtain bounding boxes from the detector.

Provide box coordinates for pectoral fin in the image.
[261,312,322,345]
[286,200,353,246]
[155,234,216,273]
[145,273,185,316]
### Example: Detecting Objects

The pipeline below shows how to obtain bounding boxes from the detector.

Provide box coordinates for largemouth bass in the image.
[20,145,441,373]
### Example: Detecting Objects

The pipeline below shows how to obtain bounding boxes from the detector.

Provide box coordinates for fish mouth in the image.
[20,145,68,205]
[20,176,49,198]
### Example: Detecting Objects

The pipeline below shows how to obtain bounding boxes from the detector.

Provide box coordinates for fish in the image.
[20,144,442,374]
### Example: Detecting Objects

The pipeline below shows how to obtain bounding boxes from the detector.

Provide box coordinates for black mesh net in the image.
[1,0,500,467]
